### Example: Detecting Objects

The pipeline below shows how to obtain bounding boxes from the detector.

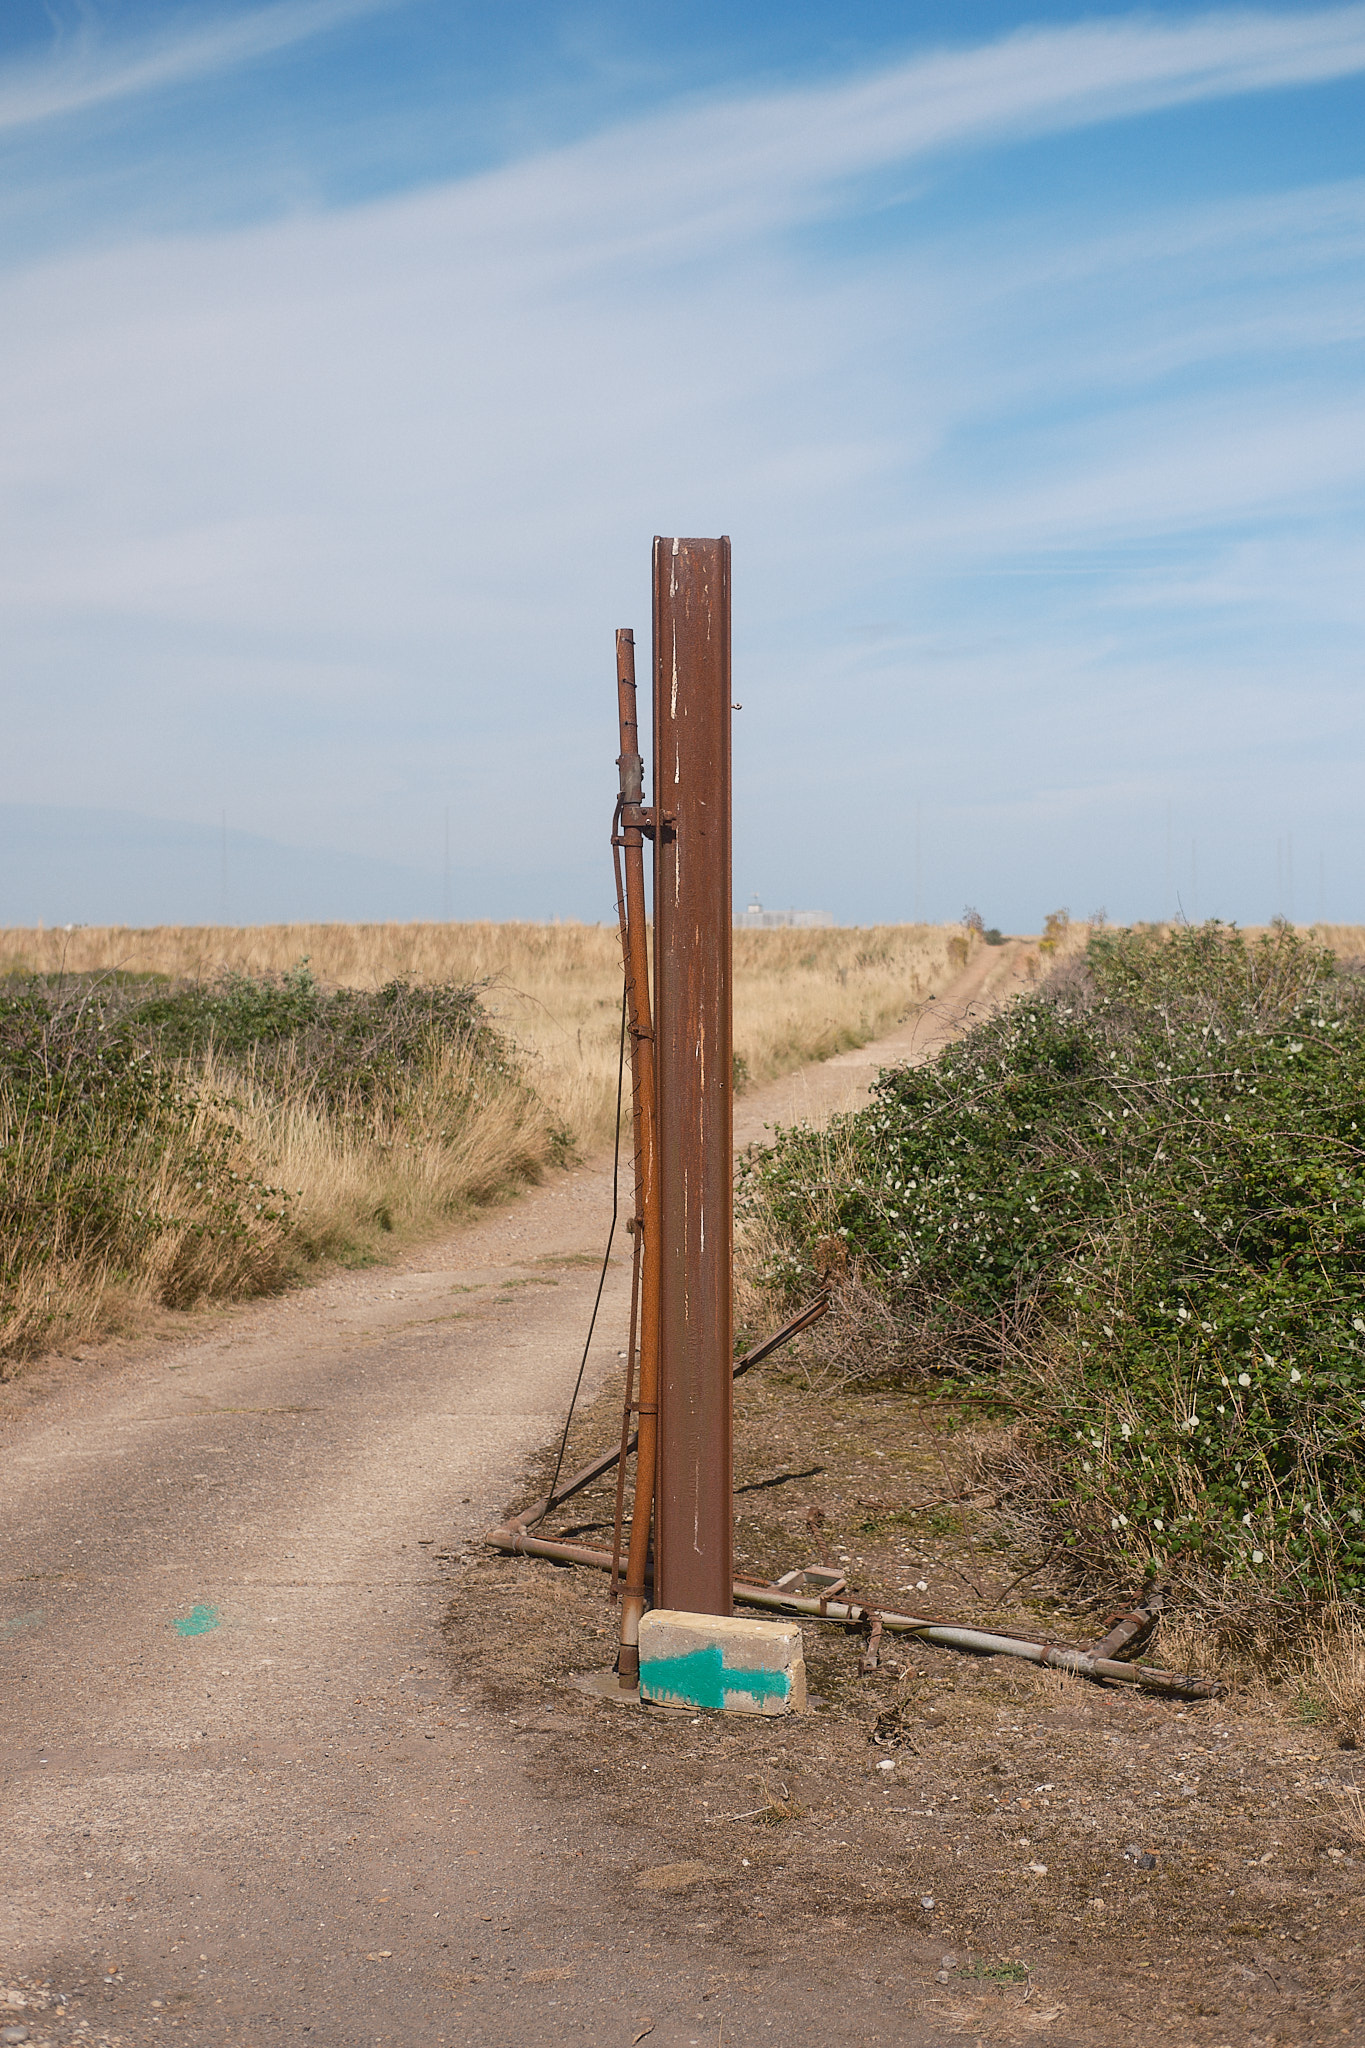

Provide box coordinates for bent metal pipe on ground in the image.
[482,1525,1221,1702]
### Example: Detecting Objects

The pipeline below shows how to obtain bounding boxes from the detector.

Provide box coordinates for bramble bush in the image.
[739,922,1365,1608]
[127,960,503,1115]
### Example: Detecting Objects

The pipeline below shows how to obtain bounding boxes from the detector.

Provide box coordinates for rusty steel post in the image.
[612,629,662,1686]
[652,535,733,1617]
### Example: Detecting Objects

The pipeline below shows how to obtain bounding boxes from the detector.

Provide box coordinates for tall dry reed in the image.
[0,1069,296,1361]
[203,1034,550,1266]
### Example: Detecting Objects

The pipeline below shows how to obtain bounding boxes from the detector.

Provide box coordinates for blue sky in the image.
[2,2,1363,928]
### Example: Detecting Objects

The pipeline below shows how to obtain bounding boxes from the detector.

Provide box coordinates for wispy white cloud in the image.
[0,0,391,134]
[2,7,1364,924]
[432,6,1365,269]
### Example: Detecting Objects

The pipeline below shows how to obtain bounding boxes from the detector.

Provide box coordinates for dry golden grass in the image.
[0,1032,552,1368]
[1299,1614,1365,1751]
[0,920,973,1153]
[0,920,973,1364]
[0,1078,296,1362]
[202,1035,550,1267]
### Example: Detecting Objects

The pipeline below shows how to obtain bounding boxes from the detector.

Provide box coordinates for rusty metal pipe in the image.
[486,1527,627,1573]
[731,1587,1221,1697]
[480,1529,1220,1700]
[609,1220,642,1596]
[503,1297,829,1534]
[614,627,662,1687]
[731,1294,828,1379]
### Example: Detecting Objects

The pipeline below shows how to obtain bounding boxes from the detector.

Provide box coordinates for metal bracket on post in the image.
[652,535,734,1618]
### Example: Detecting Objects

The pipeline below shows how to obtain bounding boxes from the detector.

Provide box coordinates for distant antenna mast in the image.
[1286,833,1295,924]
[1164,801,1173,914]
[914,800,923,922]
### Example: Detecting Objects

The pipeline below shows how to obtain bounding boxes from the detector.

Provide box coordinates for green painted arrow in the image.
[639,1642,789,1711]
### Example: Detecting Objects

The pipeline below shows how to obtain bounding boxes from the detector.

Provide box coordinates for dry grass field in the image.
[0,920,972,1363]
[0,918,974,1152]
[6,915,1360,1367]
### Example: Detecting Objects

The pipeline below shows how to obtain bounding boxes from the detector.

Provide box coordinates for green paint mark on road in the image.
[639,1643,789,1711]
[173,1604,220,1637]
[2,1609,45,1640]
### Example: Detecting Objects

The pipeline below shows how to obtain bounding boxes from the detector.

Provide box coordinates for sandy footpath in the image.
[0,942,1031,2048]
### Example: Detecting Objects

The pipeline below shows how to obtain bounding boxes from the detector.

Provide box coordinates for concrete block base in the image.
[637,1609,806,1715]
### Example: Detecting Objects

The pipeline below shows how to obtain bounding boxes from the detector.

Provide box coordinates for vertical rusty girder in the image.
[652,535,733,1617]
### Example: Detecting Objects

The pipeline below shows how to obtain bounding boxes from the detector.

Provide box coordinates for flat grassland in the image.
[0,919,971,1152]
[0,920,969,1363]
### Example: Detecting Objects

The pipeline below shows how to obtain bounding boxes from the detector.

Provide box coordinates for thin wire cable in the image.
[533,955,629,1527]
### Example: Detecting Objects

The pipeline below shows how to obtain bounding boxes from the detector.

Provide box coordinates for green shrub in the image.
[126,961,502,1114]
[0,978,293,1339]
[739,922,1365,1606]
[0,965,518,1363]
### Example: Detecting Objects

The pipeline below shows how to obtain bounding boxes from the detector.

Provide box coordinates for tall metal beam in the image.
[652,535,733,1617]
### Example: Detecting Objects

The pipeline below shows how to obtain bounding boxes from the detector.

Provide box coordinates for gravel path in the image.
[1,944,1031,2048]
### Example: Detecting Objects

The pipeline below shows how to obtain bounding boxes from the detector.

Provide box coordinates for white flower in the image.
[1238,1373,1252,1388]
[1354,1319,1365,1334]
[1120,1423,1131,1439]
[1251,1550,1264,1565]
[1290,1368,1302,1384]
[1153,1518,1164,1532]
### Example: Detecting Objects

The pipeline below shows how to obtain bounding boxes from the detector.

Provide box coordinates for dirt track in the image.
[0,938,1123,2048]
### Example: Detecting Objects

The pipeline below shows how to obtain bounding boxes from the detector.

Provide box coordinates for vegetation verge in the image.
[738,921,1365,1631]
[0,964,546,1367]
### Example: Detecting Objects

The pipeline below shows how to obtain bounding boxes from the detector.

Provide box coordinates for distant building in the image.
[734,895,833,931]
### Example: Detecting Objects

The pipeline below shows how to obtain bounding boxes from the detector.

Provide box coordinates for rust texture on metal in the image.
[1087,1590,1165,1663]
[609,1212,642,1597]
[611,625,663,1685]
[731,1294,827,1379]
[479,1523,1223,1700]
[652,535,734,1617]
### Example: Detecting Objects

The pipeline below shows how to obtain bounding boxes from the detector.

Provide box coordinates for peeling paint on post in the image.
[652,536,733,1617]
